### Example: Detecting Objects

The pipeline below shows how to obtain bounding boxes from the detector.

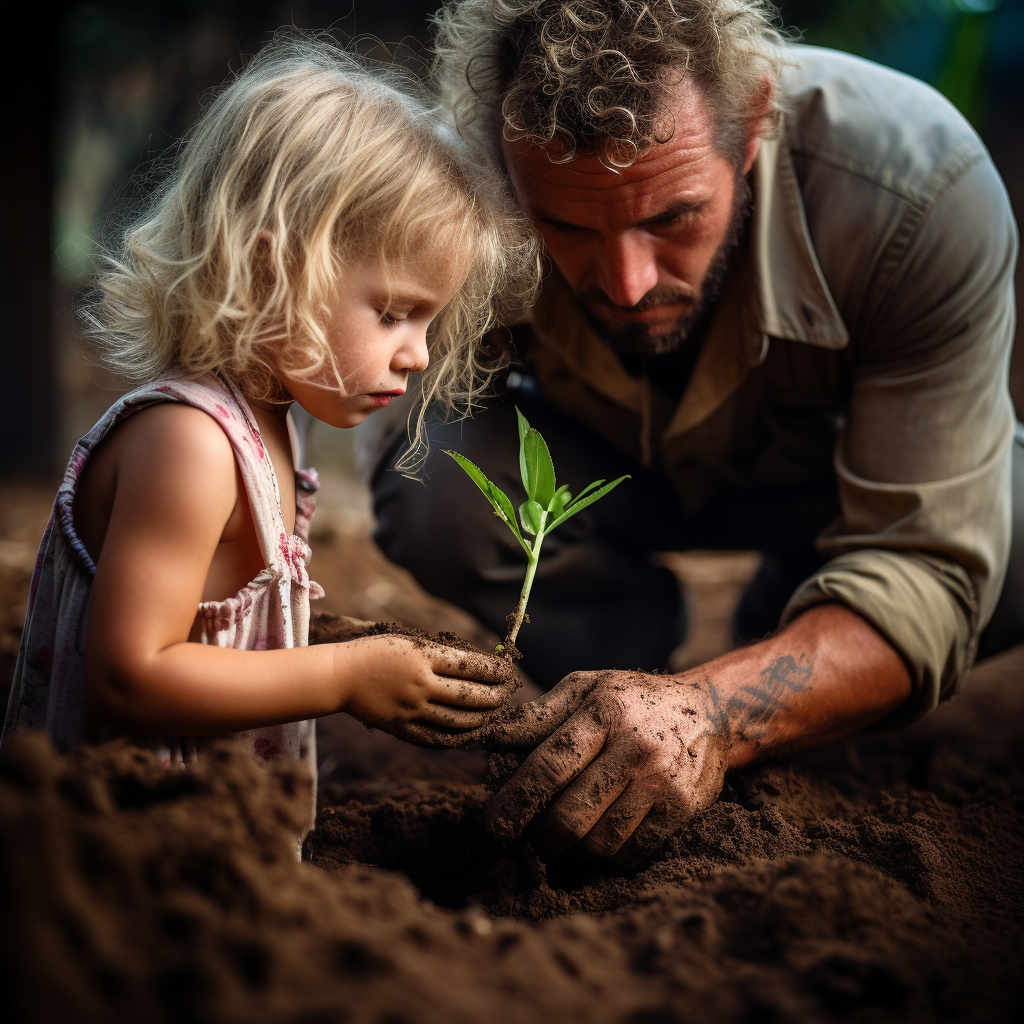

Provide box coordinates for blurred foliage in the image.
[781,0,1019,128]
[52,0,1022,282]
[52,1,437,282]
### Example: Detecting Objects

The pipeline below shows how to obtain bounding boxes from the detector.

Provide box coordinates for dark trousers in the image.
[371,380,1024,688]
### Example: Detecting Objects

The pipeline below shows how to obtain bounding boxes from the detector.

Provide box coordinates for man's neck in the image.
[613,327,708,400]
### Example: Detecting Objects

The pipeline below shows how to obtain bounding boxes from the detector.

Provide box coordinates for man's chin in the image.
[587,313,690,357]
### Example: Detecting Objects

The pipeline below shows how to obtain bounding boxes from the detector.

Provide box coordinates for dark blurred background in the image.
[2,0,1021,478]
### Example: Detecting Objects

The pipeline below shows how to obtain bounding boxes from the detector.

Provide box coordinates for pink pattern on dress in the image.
[249,423,266,459]
[253,738,282,760]
[68,448,88,478]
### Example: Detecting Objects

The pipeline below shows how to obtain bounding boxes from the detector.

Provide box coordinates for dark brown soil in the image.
[3,650,1022,1023]
[2,483,1022,1023]
[307,653,1024,1023]
[308,611,492,657]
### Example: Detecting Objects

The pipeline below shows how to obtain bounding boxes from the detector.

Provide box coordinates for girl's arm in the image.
[84,404,510,736]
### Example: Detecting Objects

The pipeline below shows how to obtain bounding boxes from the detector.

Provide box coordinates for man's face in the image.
[503,79,758,355]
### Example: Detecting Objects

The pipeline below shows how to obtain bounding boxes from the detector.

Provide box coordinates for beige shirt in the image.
[521,46,1018,725]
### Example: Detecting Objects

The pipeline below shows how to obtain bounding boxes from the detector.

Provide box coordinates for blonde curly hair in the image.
[433,0,788,170]
[82,31,540,460]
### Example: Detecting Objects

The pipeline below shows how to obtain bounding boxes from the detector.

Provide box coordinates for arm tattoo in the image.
[705,654,813,745]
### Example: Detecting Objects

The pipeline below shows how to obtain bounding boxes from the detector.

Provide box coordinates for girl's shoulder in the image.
[64,373,260,545]
[104,400,239,481]
[110,373,260,445]
[69,381,245,571]
[74,373,268,476]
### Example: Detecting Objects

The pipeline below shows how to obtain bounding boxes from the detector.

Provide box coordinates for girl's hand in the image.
[336,636,515,748]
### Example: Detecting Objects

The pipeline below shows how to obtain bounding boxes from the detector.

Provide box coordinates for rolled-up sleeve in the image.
[781,153,1018,726]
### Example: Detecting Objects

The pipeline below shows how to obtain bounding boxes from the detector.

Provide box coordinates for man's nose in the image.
[596,231,659,308]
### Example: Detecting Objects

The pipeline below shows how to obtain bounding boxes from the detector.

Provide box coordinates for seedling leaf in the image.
[516,409,556,507]
[548,475,630,529]
[444,450,530,554]
[565,479,604,506]
[516,406,531,448]
[444,412,631,652]
[519,499,544,536]
[549,484,572,518]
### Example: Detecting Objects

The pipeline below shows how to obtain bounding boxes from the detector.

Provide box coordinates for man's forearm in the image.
[698,603,912,769]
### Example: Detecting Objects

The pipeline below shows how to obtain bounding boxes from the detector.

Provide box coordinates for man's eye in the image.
[537,218,584,234]
[655,209,701,229]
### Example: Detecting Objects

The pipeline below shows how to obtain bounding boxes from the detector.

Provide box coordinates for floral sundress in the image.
[3,372,324,805]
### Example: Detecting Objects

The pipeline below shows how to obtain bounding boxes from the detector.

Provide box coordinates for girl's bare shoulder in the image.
[75,401,240,562]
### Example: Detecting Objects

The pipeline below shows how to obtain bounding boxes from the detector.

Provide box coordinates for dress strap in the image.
[149,374,289,572]
[54,373,290,577]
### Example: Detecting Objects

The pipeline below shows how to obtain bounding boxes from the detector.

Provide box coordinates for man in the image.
[362,0,1020,864]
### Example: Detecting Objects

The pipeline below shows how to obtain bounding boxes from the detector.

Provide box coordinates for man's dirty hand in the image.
[482,668,731,866]
[479,605,915,865]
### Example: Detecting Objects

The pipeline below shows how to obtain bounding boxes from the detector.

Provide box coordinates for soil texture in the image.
[2,651,1021,1023]
[2,481,1022,1023]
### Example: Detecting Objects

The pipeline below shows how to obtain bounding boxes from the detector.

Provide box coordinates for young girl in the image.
[2,36,538,806]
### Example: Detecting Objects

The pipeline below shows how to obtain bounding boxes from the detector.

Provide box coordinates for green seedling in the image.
[444,408,629,655]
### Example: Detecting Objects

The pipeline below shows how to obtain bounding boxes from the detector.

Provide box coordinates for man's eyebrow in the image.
[532,198,707,231]
[531,209,587,231]
[637,199,707,226]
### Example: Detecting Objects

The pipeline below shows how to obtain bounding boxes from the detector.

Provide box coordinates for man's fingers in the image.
[487,709,607,841]
[530,757,633,859]
[574,779,657,859]
[480,670,605,749]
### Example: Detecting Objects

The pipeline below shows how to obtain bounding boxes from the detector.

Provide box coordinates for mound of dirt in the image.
[4,648,1021,1024]
[0,733,644,1024]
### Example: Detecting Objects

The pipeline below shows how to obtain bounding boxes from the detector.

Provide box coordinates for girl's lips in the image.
[368,389,404,408]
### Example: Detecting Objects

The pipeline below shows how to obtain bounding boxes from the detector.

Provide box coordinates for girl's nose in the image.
[596,231,659,309]
[395,329,430,374]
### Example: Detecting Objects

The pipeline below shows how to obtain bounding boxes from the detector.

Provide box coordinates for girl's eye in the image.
[378,309,408,326]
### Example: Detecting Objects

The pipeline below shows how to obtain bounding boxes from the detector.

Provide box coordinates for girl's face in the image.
[281,261,459,428]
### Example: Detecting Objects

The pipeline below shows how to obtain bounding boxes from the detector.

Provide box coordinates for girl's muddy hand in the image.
[338,637,517,747]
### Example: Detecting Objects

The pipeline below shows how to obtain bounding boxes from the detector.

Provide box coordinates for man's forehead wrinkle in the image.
[516,144,717,231]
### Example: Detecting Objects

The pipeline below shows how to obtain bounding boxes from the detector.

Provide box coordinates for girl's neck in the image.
[247,394,293,428]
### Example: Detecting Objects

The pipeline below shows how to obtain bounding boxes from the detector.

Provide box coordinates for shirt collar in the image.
[752,135,848,349]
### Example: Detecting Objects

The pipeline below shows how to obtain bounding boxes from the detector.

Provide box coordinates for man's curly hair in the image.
[433,0,788,170]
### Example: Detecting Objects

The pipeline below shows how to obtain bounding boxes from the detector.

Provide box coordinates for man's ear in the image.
[742,77,774,174]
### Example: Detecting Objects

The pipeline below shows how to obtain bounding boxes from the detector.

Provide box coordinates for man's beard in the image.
[577,168,753,357]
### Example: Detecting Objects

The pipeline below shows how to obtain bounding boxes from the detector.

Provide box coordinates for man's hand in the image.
[484,669,730,865]
[481,604,912,865]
